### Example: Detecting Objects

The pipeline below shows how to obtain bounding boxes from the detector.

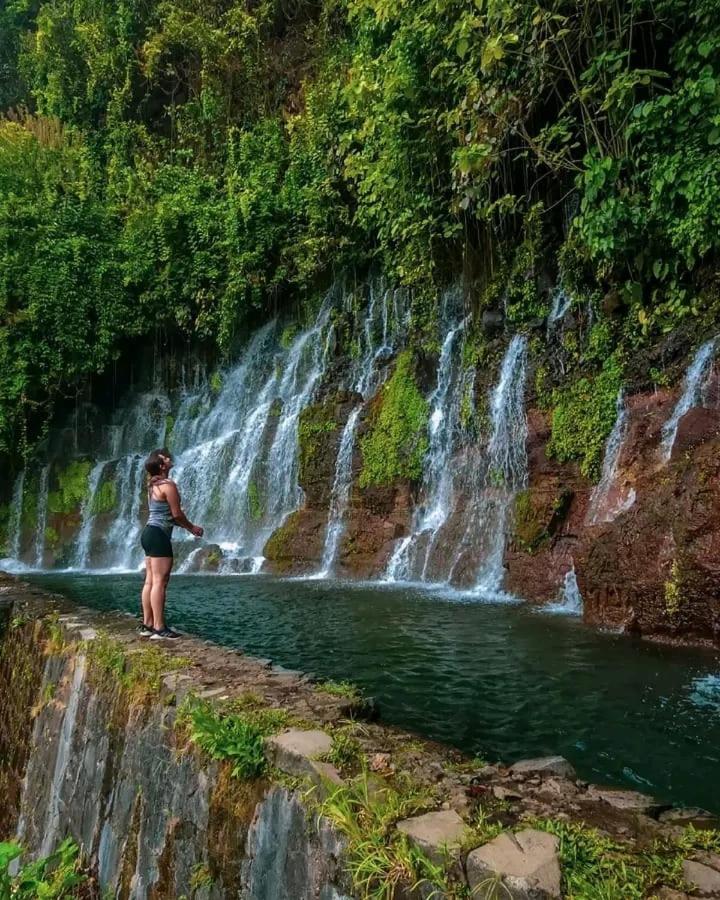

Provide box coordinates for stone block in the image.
[265,729,334,780]
[683,858,720,896]
[466,829,561,899]
[396,809,468,864]
[510,757,576,780]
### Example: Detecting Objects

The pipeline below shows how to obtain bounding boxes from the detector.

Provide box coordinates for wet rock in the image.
[672,408,720,458]
[466,829,562,899]
[493,786,522,802]
[474,765,500,780]
[585,786,661,814]
[396,810,467,864]
[481,309,505,336]
[683,858,720,897]
[510,757,576,780]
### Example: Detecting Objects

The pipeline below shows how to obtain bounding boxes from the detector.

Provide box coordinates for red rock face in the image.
[264,383,720,645]
[507,390,720,644]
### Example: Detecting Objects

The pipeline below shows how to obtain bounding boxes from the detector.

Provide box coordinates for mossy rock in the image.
[91,480,117,516]
[359,351,429,488]
[513,487,573,554]
[263,511,303,566]
[298,400,338,485]
[47,460,92,516]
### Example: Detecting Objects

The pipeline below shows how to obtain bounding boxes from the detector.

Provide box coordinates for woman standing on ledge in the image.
[139,448,203,640]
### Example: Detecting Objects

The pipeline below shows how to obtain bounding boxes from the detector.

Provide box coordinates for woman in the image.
[139,448,203,640]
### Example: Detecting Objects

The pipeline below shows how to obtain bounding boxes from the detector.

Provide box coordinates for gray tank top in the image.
[147,480,175,535]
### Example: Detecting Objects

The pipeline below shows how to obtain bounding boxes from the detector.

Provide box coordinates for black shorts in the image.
[141,525,173,558]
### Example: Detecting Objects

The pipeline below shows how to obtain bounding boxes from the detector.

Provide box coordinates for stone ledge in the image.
[396,809,468,864]
[466,829,562,899]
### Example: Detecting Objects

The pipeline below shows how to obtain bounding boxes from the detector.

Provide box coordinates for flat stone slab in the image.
[396,809,467,863]
[586,786,660,814]
[265,729,337,785]
[466,829,562,899]
[510,757,576,780]
[683,858,720,896]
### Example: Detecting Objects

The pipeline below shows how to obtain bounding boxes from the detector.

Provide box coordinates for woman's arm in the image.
[163,483,203,536]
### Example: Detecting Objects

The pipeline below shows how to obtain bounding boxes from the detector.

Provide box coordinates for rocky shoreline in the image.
[2,572,720,898]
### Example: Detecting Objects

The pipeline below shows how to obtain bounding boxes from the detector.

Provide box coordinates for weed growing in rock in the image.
[327,729,364,773]
[317,679,364,704]
[317,769,449,899]
[533,818,720,898]
[0,837,86,898]
[84,631,189,701]
[178,695,289,780]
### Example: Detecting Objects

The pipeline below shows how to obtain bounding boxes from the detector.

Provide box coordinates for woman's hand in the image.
[191,525,204,538]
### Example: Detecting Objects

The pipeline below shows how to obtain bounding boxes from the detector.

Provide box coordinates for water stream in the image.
[586,392,635,526]
[659,338,717,462]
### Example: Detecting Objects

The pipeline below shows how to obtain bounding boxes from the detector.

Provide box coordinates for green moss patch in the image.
[547,357,622,481]
[360,351,428,487]
[298,400,338,483]
[47,460,92,515]
[91,479,117,515]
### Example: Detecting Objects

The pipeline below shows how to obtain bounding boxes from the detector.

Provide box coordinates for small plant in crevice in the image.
[177,695,289,780]
[316,679,365,705]
[327,729,364,773]
[316,769,450,900]
[0,837,87,898]
[84,630,189,701]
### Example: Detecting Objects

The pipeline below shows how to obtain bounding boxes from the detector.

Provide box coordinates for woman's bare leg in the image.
[149,556,173,631]
[141,559,154,628]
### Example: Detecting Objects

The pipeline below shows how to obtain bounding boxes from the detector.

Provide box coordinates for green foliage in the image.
[360,352,428,487]
[85,630,189,701]
[317,679,365,704]
[327,730,364,772]
[247,481,263,521]
[2,0,720,468]
[547,357,623,480]
[534,819,720,899]
[178,695,286,780]
[318,771,444,899]
[91,479,117,515]
[0,837,86,899]
[664,559,685,617]
[298,401,337,483]
[47,461,91,515]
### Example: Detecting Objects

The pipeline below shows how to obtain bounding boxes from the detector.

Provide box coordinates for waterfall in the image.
[659,338,716,462]
[385,312,466,582]
[72,462,107,569]
[544,567,583,615]
[472,335,529,594]
[317,407,362,577]
[546,287,572,333]
[34,466,50,568]
[7,471,25,561]
[585,392,635,526]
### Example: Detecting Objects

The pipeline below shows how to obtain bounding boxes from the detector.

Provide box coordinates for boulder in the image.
[509,757,576,780]
[658,808,719,830]
[683,858,720,897]
[466,829,561,899]
[481,309,505,336]
[396,809,468,864]
[585,786,661,814]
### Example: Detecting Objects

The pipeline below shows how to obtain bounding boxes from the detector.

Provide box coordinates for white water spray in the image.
[659,338,716,462]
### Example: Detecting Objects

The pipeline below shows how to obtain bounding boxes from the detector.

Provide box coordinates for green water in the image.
[31,573,720,813]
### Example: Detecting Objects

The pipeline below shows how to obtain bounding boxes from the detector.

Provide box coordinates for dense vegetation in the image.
[1,0,719,467]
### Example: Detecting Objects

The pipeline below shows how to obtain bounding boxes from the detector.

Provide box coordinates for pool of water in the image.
[29,572,720,812]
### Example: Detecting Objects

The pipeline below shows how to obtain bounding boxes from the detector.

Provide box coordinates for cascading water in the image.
[659,338,716,462]
[544,566,583,615]
[34,466,50,568]
[72,462,107,569]
[316,286,408,577]
[317,407,362,577]
[546,287,573,333]
[472,335,529,594]
[585,392,635,526]
[385,303,466,582]
[7,471,25,562]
